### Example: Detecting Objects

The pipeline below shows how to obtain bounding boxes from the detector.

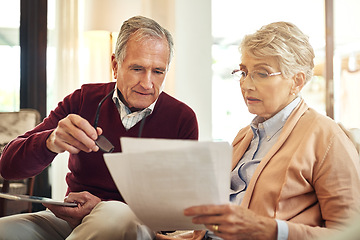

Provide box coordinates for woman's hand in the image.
[184,204,277,240]
[43,191,101,228]
[156,230,206,240]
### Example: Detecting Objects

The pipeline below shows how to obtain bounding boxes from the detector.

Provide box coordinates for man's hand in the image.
[43,191,101,229]
[46,114,102,154]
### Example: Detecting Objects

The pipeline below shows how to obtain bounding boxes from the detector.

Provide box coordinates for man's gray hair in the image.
[114,16,174,68]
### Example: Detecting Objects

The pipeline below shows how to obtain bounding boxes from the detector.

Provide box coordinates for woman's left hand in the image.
[184,204,277,240]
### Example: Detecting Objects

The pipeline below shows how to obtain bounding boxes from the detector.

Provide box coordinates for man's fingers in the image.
[47,114,100,153]
[67,115,98,140]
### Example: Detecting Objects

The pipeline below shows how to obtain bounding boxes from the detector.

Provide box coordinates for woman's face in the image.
[239,53,298,120]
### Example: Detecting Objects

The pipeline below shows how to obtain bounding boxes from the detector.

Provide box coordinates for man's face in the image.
[112,36,170,111]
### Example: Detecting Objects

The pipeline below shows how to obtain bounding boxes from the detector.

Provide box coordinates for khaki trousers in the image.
[0,201,154,240]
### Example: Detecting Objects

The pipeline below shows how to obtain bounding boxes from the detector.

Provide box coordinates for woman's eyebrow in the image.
[253,63,272,68]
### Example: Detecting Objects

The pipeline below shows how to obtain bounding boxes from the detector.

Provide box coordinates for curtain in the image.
[49,0,81,200]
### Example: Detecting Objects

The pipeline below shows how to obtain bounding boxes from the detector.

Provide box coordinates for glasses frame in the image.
[93,88,148,153]
[93,89,115,153]
[231,69,282,84]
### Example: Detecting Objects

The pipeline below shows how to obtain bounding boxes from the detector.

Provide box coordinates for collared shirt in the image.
[112,84,156,130]
[206,97,301,240]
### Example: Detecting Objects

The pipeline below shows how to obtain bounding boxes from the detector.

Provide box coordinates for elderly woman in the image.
[159,22,360,240]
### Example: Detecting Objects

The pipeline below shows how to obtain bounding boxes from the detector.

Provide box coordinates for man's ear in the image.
[111,54,118,79]
[291,72,306,95]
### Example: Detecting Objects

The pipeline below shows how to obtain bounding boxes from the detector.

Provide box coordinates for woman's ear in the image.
[291,72,306,95]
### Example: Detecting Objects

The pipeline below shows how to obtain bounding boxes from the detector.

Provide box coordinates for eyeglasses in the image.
[93,88,148,153]
[93,89,115,153]
[231,69,282,84]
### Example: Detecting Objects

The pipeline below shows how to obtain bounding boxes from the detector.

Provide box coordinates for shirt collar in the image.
[251,97,301,140]
[112,83,156,115]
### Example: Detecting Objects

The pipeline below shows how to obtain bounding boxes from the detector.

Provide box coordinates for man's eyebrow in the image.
[155,67,166,72]
[128,64,166,71]
[128,64,143,69]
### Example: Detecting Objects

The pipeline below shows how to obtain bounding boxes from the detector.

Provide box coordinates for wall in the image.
[174,0,212,141]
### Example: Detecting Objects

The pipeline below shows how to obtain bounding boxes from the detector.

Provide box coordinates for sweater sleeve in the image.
[0,89,83,180]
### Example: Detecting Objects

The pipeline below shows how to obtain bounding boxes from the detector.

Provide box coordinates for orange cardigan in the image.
[232,99,360,239]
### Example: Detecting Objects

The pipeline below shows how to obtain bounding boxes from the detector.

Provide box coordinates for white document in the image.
[103,137,231,231]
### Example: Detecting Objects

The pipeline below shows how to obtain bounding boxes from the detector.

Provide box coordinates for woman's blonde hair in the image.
[240,22,315,83]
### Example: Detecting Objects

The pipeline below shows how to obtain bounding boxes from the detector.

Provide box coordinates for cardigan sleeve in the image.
[287,126,360,239]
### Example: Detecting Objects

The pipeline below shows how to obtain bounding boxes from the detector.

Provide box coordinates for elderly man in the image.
[0,16,198,240]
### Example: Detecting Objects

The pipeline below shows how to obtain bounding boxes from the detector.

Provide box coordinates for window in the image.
[212,0,360,142]
[0,0,20,112]
[334,0,360,129]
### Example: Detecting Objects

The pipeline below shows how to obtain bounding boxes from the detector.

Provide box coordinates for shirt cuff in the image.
[276,219,289,240]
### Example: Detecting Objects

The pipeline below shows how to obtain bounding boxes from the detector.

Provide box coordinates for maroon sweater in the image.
[0,82,198,201]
